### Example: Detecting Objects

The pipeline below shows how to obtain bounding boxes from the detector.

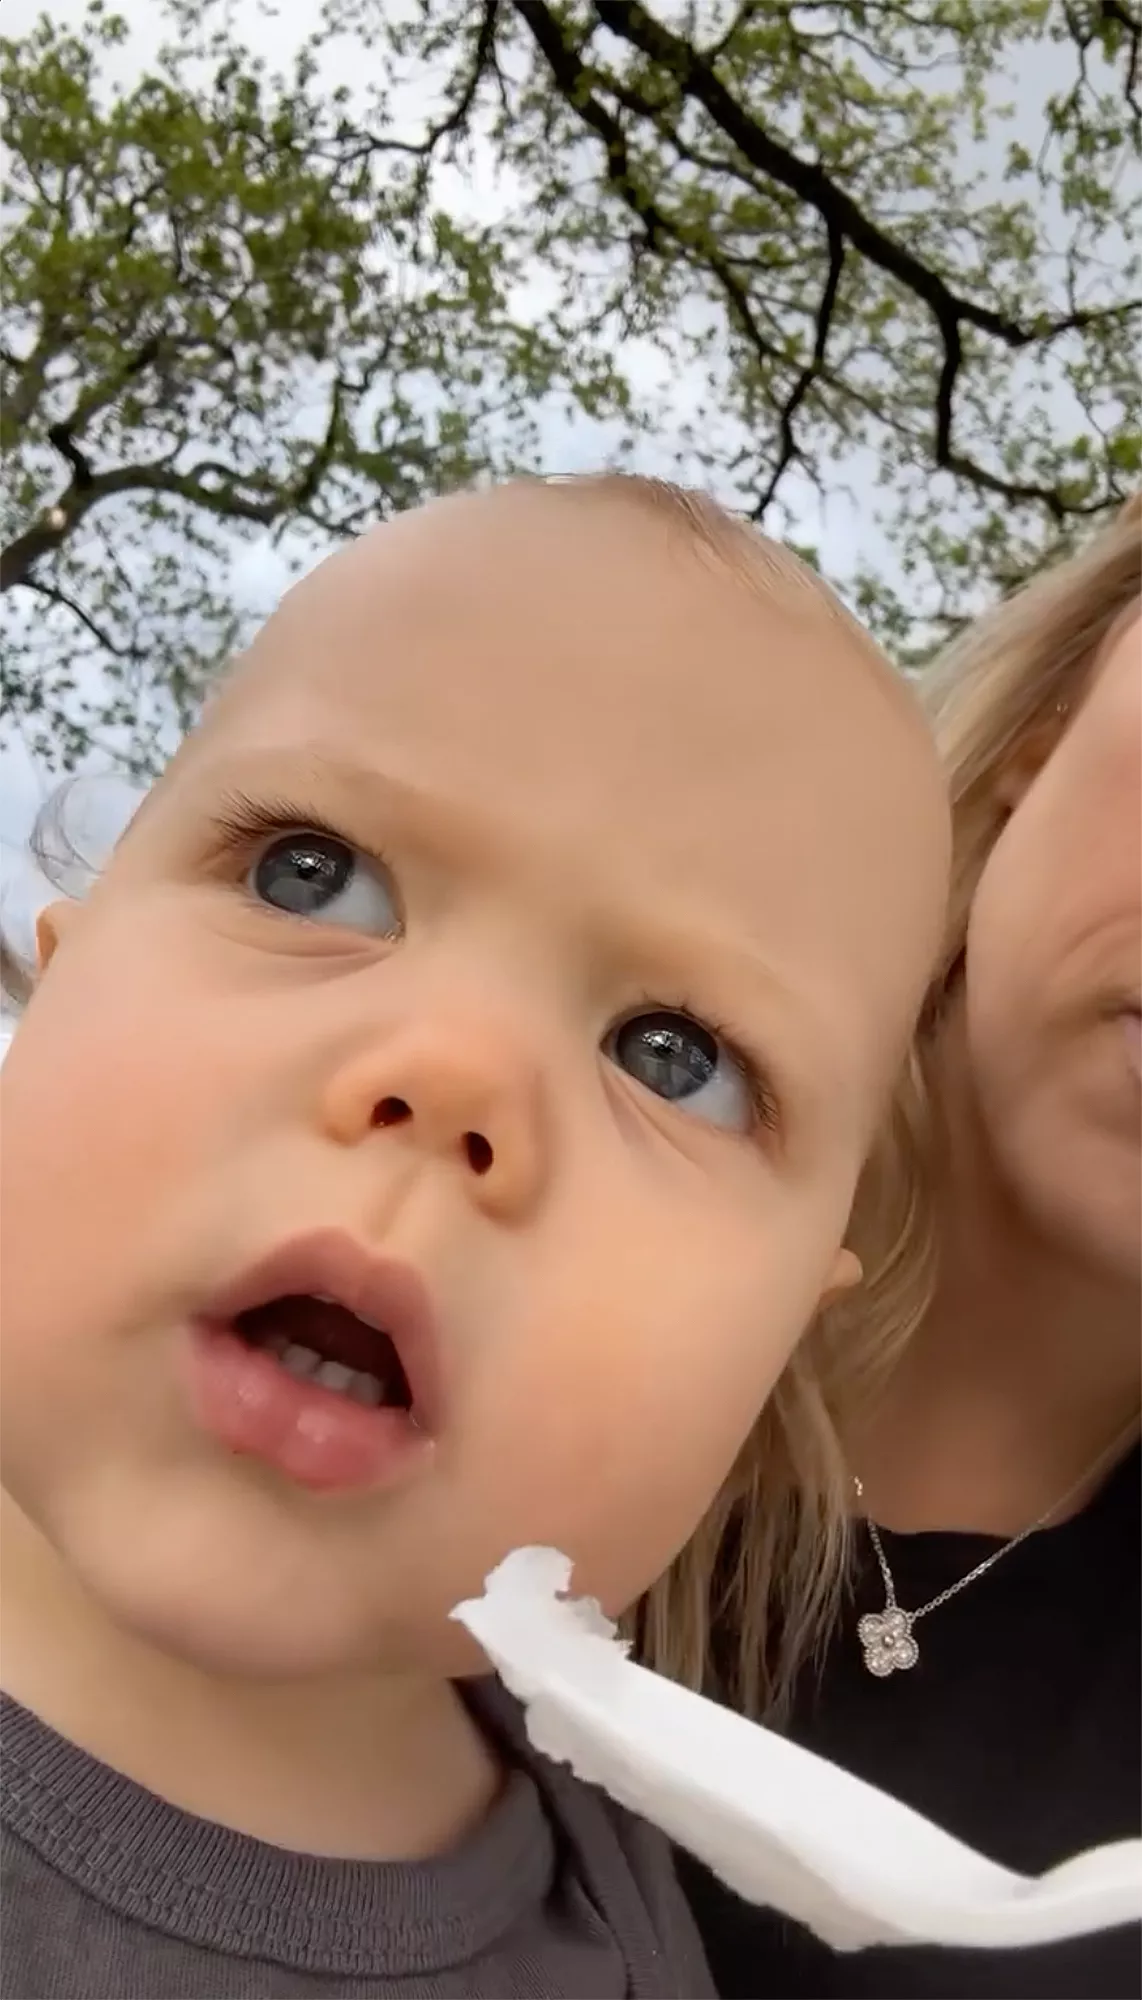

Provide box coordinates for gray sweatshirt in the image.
[0,1683,714,1999]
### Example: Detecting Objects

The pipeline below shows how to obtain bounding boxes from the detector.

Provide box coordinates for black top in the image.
[682,1443,1141,2000]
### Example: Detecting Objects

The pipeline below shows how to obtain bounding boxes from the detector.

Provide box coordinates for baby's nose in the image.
[321,1015,550,1221]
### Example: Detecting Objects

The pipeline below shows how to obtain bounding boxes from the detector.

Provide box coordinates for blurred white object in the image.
[452,1548,1142,1954]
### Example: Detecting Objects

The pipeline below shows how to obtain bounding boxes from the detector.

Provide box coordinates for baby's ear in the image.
[35,899,83,972]
[819,1247,862,1308]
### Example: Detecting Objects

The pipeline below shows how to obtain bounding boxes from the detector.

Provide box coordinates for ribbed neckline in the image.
[0,1685,555,1979]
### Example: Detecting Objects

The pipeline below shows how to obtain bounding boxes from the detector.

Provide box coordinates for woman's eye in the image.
[603,1009,757,1131]
[248,831,401,936]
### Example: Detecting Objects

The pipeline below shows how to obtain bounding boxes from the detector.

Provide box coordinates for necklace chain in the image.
[852,1417,1139,1678]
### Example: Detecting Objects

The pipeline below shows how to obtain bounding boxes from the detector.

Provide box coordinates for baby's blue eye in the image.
[249,832,400,936]
[604,1010,756,1131]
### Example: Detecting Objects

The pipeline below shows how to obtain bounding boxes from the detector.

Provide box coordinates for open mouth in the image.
[188,1232,440,1491]
[234,1294,413,1413]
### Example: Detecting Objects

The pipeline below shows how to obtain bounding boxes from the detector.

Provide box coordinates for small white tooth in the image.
[281,1343,322,1380]
[346,1370,383,1407]
[312,1294,339,1306]
[313,1359,354,1393]
[264,1333,290,1358]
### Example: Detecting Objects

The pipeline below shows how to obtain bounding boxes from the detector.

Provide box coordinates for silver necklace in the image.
[853,1420,1139,1678]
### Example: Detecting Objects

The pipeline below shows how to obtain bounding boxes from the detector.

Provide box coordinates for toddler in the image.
[0,475,949,1997]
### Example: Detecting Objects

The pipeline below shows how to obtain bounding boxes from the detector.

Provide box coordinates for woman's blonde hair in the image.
[928,490,1140,996]
[634,491,1141,1719]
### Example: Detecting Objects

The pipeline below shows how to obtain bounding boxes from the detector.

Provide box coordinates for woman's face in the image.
[964,603,1140,1277]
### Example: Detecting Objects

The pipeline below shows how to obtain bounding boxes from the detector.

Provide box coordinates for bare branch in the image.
[23,577,136,658]
[751,219,845,519]
[347,0,501,165]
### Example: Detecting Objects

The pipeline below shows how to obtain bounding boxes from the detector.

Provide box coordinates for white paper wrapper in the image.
[452,1547,1142,1953]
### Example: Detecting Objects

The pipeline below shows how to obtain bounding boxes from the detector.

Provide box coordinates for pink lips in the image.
[1123,1009,1142,1082]
[185,1230,442,1494]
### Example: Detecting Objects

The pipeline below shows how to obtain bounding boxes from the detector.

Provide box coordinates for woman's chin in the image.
[1016,1143,1141,1287]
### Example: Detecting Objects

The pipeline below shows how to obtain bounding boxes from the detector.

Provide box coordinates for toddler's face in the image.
[0,486,948,1678]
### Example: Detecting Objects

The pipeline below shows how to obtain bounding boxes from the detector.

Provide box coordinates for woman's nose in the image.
[320,1013,550,1222]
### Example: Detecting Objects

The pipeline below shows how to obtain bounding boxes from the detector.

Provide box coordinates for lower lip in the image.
[185,1325,433,1493]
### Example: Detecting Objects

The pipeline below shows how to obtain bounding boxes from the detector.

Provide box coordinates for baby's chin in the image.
[125,1592,488,1684]
[4,1440,666,1687]
[18,1480,492,1685]
[88,1547,490,1683]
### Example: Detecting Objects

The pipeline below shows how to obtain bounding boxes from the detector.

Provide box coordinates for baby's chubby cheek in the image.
[458,1274,800,1613]
[7,895,270,1211]
[0,929,220,1357]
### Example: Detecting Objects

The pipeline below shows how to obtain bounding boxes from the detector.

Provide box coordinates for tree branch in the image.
[527,0,1139,518]
[47,421,96,490]
[347,0,501,165]
[751,218,845,518]
[1097,0,1141,125]
[59,335,164,442]
[589,0,1138,353]
[512,0,779,375]
[23,576,135,658]
[293,374,348,510]
[1,323,62,435]
[0,459,281,593]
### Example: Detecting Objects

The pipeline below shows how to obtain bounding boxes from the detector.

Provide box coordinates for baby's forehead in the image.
[176,521,928,937]
[217,486,885,730]
[207,595,868,845]
[182,494,929,918]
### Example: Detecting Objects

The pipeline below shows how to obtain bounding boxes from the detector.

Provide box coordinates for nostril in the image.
[372,1095,412,1128]
[464,1131,494,1176]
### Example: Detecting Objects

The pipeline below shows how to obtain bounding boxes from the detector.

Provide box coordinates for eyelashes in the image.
[199,791,783,1139]
[202,790,352,865]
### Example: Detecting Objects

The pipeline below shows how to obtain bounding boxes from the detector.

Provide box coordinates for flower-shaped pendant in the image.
[857,1605,919,1676]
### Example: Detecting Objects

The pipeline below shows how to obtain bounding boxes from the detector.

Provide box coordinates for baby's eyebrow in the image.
[174,743,494,865]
